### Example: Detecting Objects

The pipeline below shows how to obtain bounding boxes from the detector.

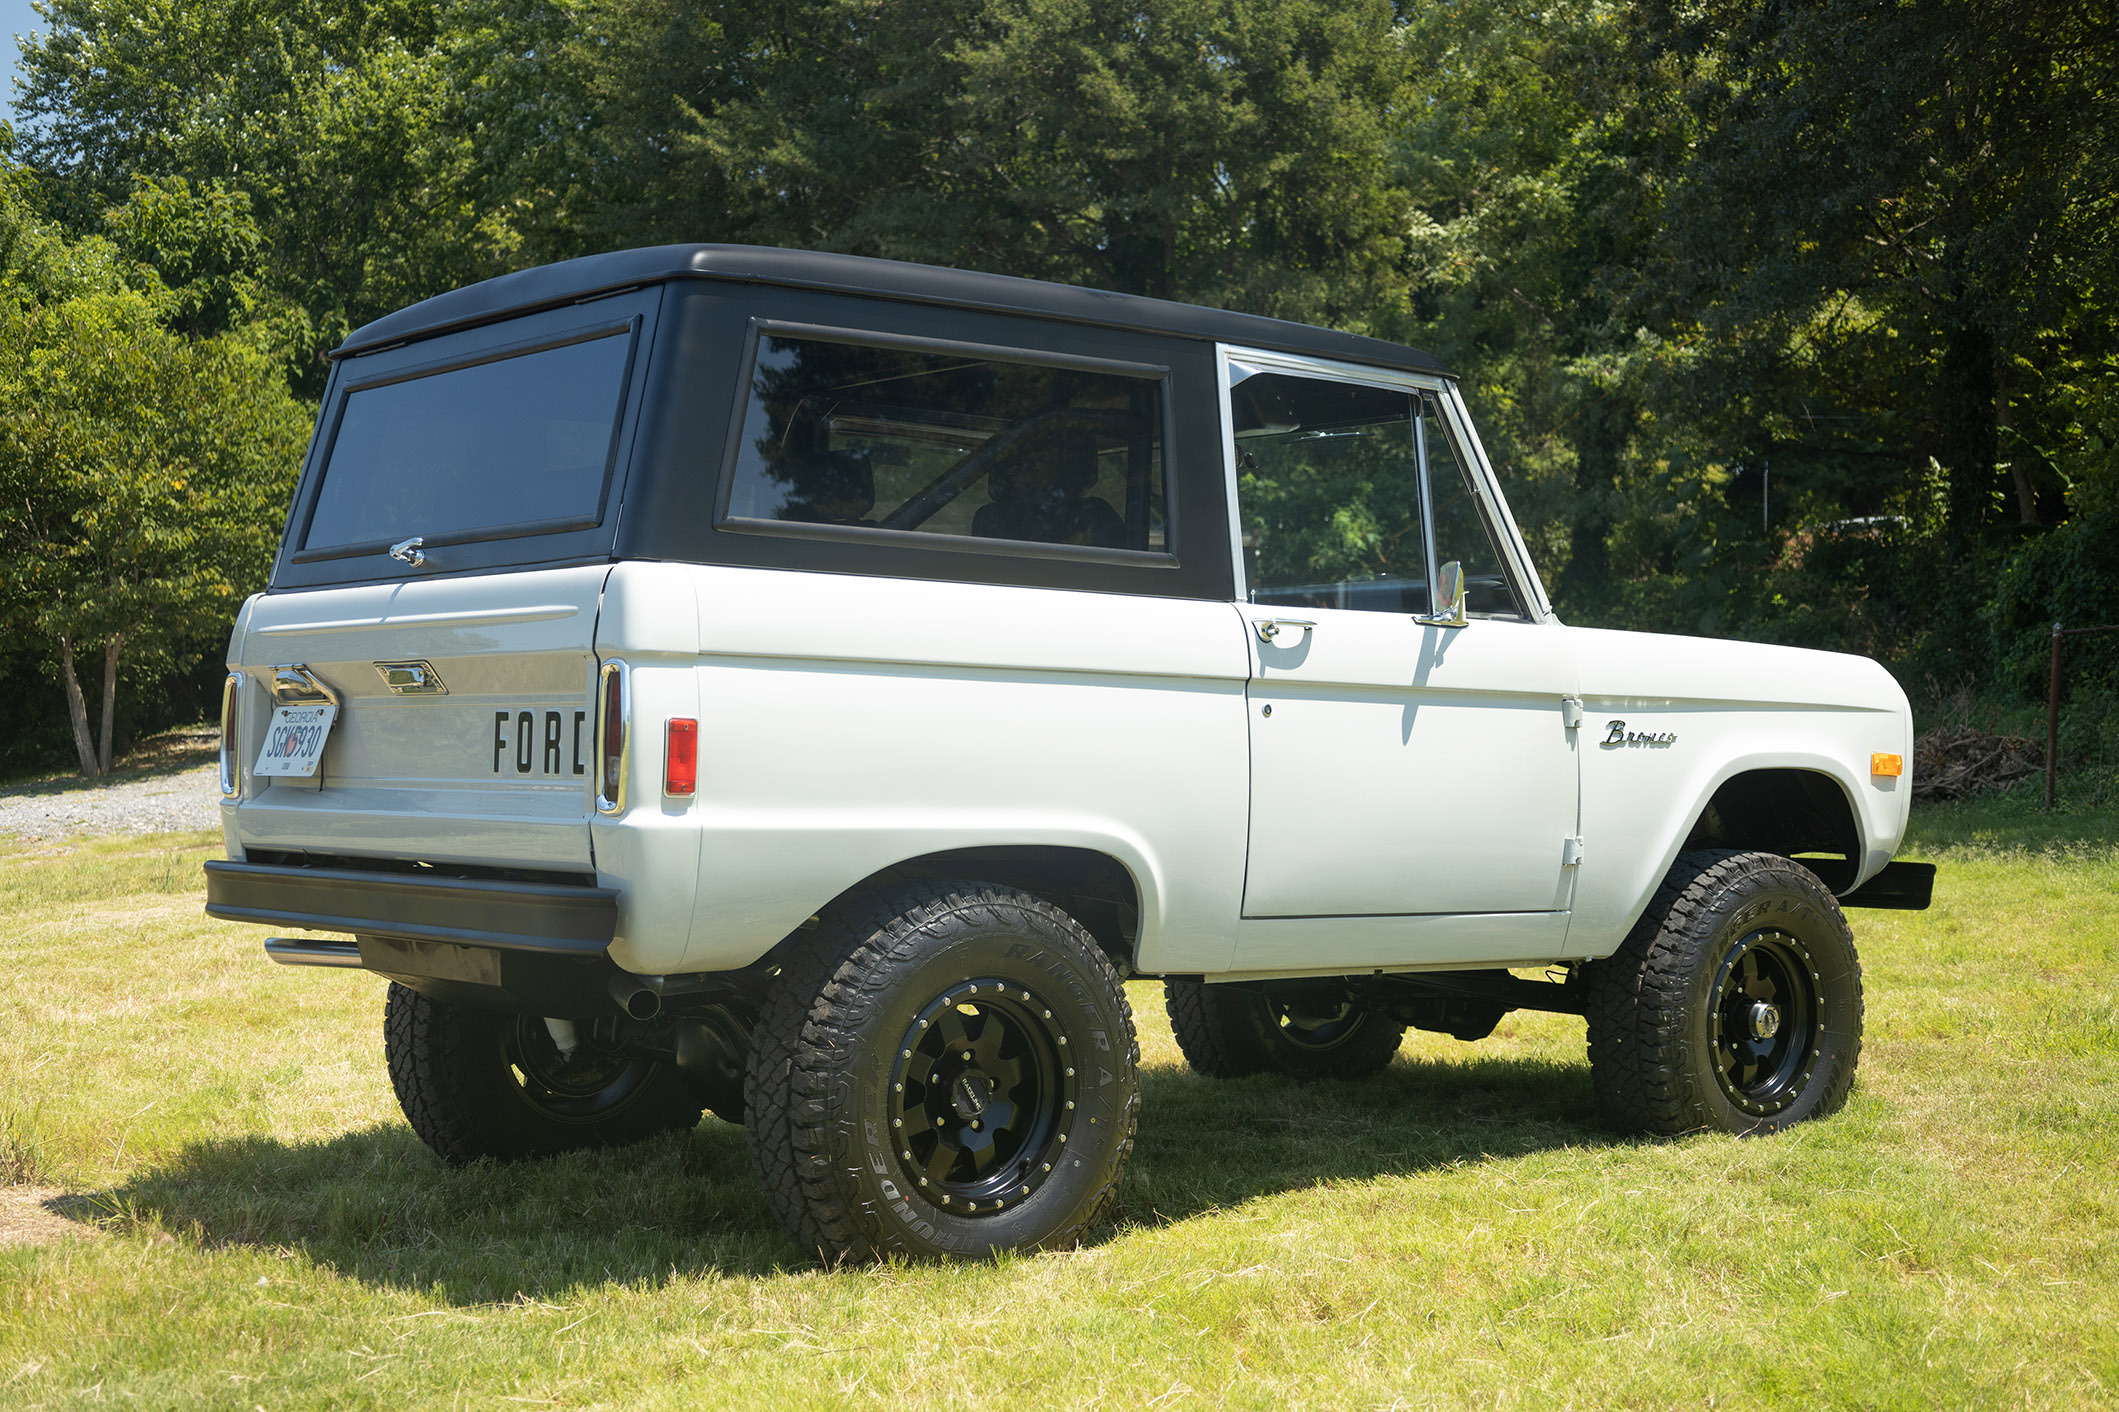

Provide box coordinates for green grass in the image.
[1,807,2115,1409]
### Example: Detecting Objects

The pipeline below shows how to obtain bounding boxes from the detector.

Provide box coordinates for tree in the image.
[0,171,308,775]
[15,0,512,389]
[465,0,1413,328]
[1634,0,2119,552]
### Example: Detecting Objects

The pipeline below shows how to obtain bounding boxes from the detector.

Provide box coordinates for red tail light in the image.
[664,718,698,796]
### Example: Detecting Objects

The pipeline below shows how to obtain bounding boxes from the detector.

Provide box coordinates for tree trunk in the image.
[97,635,122,774]
[57,636,102,778]
[1939,319,1999,549]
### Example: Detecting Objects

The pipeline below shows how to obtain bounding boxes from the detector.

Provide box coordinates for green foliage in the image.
[16,0,515,388]
[464,0,1412,325]
[0,165,309,773]
[2,0,2114,751]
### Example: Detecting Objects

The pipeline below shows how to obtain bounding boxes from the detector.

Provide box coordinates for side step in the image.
[263,937,363,968]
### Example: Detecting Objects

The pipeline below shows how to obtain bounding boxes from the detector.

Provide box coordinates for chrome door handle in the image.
[1253,617,1316,643]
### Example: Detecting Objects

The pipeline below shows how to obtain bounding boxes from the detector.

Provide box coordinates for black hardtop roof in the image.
[333,243,1450,375]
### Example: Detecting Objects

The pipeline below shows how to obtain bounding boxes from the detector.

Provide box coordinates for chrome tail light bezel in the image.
[595,659,629,814]
[219,672,242,798]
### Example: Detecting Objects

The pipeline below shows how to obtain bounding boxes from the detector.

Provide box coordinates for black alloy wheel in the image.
[1584,849,1863,1137]
[500,1013,661,1124]
[1709,929,1821,1118]
[1264,986,1372,1051]
[887,980,1075,1216]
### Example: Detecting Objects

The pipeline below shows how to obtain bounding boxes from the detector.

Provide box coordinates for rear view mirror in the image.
[1417,560,1469,628]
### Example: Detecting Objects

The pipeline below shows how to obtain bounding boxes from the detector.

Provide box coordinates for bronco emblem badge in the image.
[1602,719,1677,748]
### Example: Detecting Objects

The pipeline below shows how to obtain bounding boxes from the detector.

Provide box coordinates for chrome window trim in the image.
[1214,343,1554,625]
[1213,344,1249,602]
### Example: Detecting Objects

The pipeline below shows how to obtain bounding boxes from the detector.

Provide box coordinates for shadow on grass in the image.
[70,1052,1611,1300]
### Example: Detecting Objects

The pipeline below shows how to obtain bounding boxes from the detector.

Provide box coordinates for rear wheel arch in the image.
[819,845,1148,971]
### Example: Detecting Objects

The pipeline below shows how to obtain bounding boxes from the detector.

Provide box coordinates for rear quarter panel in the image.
[592,562,1253,976]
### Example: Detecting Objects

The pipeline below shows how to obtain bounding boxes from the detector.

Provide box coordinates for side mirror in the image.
[1416,560,1469,628]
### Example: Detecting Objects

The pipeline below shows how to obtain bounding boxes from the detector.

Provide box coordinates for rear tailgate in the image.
[227,565,608,870]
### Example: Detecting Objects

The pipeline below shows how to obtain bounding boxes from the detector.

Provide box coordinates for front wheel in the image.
[1583,850,1864,1136]
[745,881,1140,1261]
[384,984,703,1163]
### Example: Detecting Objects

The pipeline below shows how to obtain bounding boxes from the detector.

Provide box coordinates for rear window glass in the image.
[301,329,634,554]
[722,334,1167,554]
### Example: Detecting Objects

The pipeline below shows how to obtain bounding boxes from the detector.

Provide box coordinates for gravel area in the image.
[0,761,222,842]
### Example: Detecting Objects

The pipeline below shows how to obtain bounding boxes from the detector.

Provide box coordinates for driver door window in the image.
[1235,371,1431,614]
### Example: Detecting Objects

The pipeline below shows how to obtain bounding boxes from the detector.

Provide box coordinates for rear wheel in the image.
[384,984,703,1163]
[1163,979,1404,1081]
[745,880,1139,1261]
[1583,849,1863,1136]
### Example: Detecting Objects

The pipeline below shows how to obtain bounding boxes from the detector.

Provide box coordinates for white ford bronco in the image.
[205,245,1933,1261]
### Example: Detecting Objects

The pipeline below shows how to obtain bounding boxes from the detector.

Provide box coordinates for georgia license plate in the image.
[254,703,338,778]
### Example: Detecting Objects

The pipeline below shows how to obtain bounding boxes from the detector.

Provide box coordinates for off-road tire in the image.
[1163,979,1404,1080]
[745,881,1140,1262]
[384,984,703,1163]
[1583,849,1864,1137]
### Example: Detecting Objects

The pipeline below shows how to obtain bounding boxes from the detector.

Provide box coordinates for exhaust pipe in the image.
[608,973,663,1020]
[264,937,362,968]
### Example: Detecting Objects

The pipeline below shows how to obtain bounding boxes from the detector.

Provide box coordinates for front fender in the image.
[1564,627,1912,959]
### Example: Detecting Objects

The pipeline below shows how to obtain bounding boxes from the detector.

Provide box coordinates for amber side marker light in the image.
[1871,752,1904,778]
[665,718,698,796]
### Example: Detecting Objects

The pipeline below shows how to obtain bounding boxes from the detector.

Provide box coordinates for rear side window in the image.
[299,326,636,557]
[721,331,1167,555]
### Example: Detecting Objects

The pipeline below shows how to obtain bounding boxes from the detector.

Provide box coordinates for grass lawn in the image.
[1,797,2114,1409]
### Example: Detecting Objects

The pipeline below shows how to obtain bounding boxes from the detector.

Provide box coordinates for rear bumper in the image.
[203,860,617,954]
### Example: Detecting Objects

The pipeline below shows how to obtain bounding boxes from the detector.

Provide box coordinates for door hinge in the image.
[1561,696,1584,729]
[1562,836,1586,866]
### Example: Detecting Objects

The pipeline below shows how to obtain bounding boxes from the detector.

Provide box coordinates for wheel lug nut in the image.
[893,1083,903,1092]
[971,1120,981,1130]
[1042,1010,1051,1019]
[918,1178,928,1187]
[1058,1036,1067,1046]
[1065,1100,1075,1110]
[940,1194,950,1204]
[1041,1163,1050,1172]
[901,1048,911,1058]
[1065,1067,1074,1077]
[893,1118,903,1128]
[963,1051,972,1060]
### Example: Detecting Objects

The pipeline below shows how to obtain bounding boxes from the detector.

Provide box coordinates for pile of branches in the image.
[1912,728,2043,801]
